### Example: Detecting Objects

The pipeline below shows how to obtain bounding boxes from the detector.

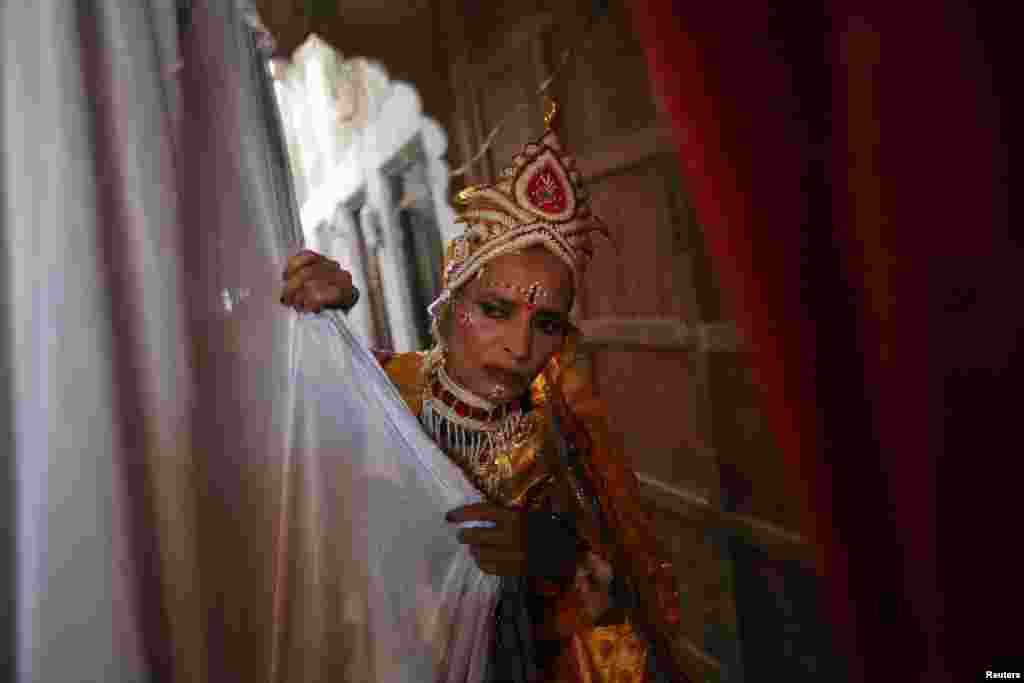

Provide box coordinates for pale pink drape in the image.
[2,2,496,682]
[3,1,196,680]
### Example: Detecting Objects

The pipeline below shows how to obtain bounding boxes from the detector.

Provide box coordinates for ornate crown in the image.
[428,99,609,318]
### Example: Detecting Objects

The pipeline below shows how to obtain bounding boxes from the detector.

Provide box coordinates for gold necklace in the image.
[419,364,537,498]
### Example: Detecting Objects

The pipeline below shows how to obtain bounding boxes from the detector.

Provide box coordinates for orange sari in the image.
[377,338,691,682]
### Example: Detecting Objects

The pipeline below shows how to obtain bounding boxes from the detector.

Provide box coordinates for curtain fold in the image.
[627,1,1013,680]
[3,2,190,680]
[2,2,498,681]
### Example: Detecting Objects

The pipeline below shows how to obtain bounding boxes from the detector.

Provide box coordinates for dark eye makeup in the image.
[476,299,565,337]
[535,316,565,336]
[478,301,510,319]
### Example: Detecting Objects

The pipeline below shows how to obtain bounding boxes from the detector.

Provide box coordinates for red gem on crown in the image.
[526,164,568,214]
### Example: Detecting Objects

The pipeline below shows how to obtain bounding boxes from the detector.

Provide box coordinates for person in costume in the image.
[280,102,701,682]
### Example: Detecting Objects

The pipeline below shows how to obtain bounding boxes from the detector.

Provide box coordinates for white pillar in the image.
[362,176,418,353]
[328,207,374,347]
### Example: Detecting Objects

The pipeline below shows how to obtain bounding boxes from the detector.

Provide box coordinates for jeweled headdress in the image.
[428,100,609,319]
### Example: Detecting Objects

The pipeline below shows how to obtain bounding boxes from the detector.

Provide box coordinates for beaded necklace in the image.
[419,362,537,499]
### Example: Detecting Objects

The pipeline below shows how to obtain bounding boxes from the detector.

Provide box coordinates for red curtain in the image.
[627,2,1013,680]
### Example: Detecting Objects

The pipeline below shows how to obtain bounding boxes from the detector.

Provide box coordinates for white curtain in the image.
[0,2,497,682]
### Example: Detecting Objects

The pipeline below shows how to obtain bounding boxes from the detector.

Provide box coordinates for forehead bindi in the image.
[475,276,570,313]
[474,251,572,311]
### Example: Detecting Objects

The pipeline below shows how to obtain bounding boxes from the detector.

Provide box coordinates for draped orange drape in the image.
[626,2,1014,680]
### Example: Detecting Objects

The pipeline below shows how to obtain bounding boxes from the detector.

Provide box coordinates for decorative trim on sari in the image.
[379,342,686,683]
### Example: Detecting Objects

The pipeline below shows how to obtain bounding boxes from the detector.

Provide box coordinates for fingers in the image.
[456,526,514,548]
[469,546,528,577]
[445,503,518,525]
[452,505,531,577]
[289,287,308,312]
[304,281,343,312]
[282,261,346,301]
[286,282,359,313]
[295,288,324,314]
[280,266,312,306]
[280,255,358,312]
[283,249,323,280]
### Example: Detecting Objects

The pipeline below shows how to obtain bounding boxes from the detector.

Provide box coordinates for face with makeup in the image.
[443,245,574,403]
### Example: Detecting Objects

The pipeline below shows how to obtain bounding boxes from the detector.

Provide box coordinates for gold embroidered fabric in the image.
[559,625,649,683]
[381,351,554,507]
[380,349,680,683]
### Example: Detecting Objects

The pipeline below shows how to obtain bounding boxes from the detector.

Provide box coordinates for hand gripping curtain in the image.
[1,2,499,682]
